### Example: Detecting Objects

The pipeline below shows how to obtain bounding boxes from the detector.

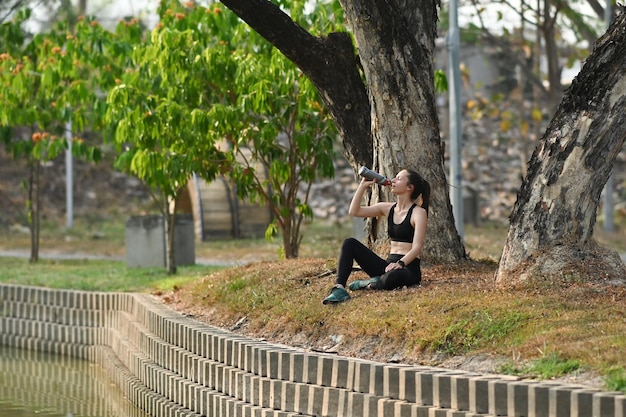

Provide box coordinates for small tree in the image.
[0,9,102,262]
[226,52,336,258]
[200,5,337,258]
[105,1,337,261]
[103,10,228,274]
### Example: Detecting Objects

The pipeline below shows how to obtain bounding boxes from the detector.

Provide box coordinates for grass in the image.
[172,256,626,390]
[0,257,220,292]
[430,309,532,355]
[606,367,626,392]
[500,351,582,379]
[0,216,625,392]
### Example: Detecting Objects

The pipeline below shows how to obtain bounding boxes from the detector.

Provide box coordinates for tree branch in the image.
[219,0,373,166]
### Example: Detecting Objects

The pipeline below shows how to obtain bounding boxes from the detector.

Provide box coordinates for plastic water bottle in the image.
[358,166,391,186]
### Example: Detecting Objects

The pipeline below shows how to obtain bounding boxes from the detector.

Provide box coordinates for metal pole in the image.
[66,118,73,229]
[64,0,85,231]
[602,0,614,232]
[447,0,464,238]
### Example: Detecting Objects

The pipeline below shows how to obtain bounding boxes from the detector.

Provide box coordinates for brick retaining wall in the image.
[1,283,624,417]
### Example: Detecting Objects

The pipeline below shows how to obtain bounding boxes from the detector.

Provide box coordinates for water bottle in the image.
[358,166,391,186]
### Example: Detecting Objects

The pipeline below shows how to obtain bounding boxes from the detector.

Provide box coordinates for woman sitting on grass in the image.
[323,168,430,304]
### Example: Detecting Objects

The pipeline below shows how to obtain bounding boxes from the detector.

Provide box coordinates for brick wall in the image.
[1,283,624,417]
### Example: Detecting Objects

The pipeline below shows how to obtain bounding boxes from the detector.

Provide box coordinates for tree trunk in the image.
[28,157,40,263]
[495,12,626,286]
[281,214,296,259]
[339,0,464,262]
[220,0,466,262]
[541,0,564,114]
[164,198,177,275]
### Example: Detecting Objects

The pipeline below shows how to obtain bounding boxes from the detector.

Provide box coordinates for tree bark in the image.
[495,12,626,286]
[28,157,40,263]
[164,198,177,275]
[541,0,564,114]
[339,0,464,262]
[220,0,466,262]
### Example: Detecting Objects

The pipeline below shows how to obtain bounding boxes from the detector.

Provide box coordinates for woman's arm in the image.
[348,178,391,218]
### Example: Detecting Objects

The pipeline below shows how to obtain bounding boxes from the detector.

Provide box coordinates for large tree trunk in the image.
[220,0,466,262]
[495,12,626,286]
[339,0,465,262]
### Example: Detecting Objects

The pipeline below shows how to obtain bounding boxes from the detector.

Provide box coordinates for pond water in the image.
[0,345,149,417]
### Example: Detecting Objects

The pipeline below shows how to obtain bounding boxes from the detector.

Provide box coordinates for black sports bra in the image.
[388,203,416,243]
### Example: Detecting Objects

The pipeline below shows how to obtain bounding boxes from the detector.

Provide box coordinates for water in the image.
[0,346,149,417]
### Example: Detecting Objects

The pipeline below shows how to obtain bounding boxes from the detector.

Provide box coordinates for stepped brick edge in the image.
[1,283,624,417]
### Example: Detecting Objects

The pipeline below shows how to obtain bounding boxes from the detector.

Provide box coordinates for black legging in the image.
[336,237,421,290]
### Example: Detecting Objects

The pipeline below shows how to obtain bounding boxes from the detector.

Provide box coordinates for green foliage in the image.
[528,353,580,378]
[0,10,104,161]
[429,309,530,355]
[434,69,448,94]
[0,256,218,292]
[227,277,249,292]
[103,7,230,201]
[500,351,581,380]
[103,0,337,259]
[0,8,30,54]
[274,0,345,34]
[605,367,626,393]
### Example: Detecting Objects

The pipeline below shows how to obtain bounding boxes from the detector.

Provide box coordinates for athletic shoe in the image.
[322,286,351,304]
[348,277,380,291]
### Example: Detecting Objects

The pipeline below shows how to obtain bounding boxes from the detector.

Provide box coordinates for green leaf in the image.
[434,69,448,94]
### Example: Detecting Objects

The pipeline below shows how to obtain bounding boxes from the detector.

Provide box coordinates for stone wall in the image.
[1,283,624,417]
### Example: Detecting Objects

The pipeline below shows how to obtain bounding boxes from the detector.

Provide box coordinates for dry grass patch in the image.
[159,256,626,390]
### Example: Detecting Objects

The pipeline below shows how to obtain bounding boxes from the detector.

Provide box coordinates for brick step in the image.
[0,297,107,326]
[111,308,471,417]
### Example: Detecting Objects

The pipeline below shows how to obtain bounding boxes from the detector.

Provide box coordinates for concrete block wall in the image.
[1,283,625,417]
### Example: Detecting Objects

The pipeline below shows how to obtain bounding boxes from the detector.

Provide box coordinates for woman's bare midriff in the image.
[390,241,412,256]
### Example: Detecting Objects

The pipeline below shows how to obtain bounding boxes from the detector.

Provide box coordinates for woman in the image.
[322,169,430,304]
